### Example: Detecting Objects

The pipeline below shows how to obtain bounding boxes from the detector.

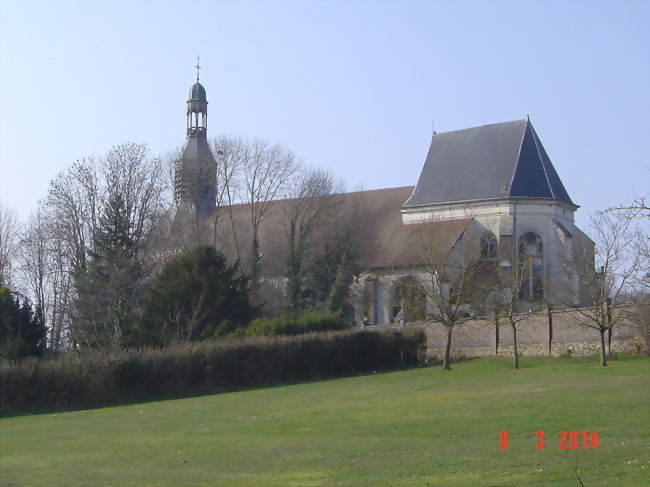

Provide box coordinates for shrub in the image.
[0,328,426,412]
[245,308,348,336]
[135,247,259,346]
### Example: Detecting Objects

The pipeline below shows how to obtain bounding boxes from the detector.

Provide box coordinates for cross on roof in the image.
[195,56,201,82]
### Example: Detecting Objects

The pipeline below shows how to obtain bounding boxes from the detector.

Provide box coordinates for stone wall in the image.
[381,306,648,359]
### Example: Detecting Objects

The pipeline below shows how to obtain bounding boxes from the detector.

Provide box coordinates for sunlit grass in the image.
[1,355,648,486]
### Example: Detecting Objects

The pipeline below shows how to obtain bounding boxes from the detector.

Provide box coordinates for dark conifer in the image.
[0,287,46,359]
[74,194,143,348]
[137,246,258,345]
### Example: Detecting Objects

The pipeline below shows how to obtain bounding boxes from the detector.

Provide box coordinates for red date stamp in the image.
[499,430,599,449]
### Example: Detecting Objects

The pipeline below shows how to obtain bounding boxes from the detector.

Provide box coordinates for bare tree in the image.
[101,142,167,257]
[45,157,103,276]
[40,143,168,349]
[0,203,20,288]
[19,211,48,318]
[241,139,298,287]
[19,208,74,351]
[80,143,167,347]
[167,291,209,344]
[415,227,482,370]
[210,136,247,256]
[47,237,73,351]
[604,191,650,349]
[562,210,642,366]
[491,259,532,369]
[606,195,649,218]
[42,156,100,347]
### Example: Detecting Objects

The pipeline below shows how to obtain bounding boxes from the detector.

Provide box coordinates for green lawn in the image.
[1,356,648,486]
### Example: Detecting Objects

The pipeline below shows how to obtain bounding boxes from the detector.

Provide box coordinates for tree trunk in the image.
[512,324,519,369]
[606,300,613,357]
[250,235,260,292]
[607,328,612,357]
[494,311,500,356]
[599,329,608,367]
[286,222,300,309]
[228,207,242,268]
[211,213,220,249]
[443,325,453,370]
[547,305,553,356]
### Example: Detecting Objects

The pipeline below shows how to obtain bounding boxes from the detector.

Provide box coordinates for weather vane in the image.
[195,56,201,82]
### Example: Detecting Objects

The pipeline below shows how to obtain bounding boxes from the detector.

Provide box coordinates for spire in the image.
[186,60,208,138]
[174,66,217,215]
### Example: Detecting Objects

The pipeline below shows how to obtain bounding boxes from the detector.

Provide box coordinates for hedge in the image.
[0,328,426,412]
[245,308,348,336]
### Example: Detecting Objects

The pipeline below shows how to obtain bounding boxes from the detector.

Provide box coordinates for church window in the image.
[480,232,498,261]
[517,232,544,301]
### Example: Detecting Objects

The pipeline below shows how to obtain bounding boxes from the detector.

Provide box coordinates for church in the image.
[172,75,595,326]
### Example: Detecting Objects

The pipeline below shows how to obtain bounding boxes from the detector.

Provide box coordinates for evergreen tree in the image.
[302,233,358,312]
[327,246,354,312]
[74,194,143,348]
[137,247,258,346]
[285,218,305,310]
[0,287,46,360]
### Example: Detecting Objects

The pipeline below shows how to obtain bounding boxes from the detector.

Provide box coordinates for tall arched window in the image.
[518,232,544,300]
[480,232,498,261]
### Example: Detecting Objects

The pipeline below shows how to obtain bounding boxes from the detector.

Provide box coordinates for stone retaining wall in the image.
[381,306,648,359]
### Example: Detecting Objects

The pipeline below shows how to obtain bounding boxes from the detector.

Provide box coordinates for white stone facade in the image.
[352,198,594,326]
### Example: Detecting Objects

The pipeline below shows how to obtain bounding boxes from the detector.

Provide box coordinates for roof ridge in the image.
[507,118,529,197]
[433,118,527,137]
[529,122,555,199]
[219,185,414,209]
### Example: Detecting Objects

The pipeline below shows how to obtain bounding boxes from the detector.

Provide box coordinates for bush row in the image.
[0,328,426,412]
[245,308,348,336]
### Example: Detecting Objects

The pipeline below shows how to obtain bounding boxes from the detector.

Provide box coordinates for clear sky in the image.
[1,0,648,230]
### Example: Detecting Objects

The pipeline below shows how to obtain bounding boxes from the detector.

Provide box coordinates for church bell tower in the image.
[174,58,217,216]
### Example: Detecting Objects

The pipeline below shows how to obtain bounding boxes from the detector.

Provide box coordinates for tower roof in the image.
[403,119,574,208]
[188,82,207,103]
[180,135,215,164]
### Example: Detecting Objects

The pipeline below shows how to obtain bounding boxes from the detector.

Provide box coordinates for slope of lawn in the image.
[1,355,648,486]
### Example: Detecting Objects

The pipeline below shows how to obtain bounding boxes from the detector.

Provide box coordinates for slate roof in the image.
[366,218,472,269]
[403,119,574,208]
[181,134,215,164]
[188,82,207,102]
[210,186,470,276]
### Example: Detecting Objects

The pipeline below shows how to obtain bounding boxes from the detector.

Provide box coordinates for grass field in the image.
[1,355,648,486]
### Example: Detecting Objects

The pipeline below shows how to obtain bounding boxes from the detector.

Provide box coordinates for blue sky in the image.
[1,0,648,230]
